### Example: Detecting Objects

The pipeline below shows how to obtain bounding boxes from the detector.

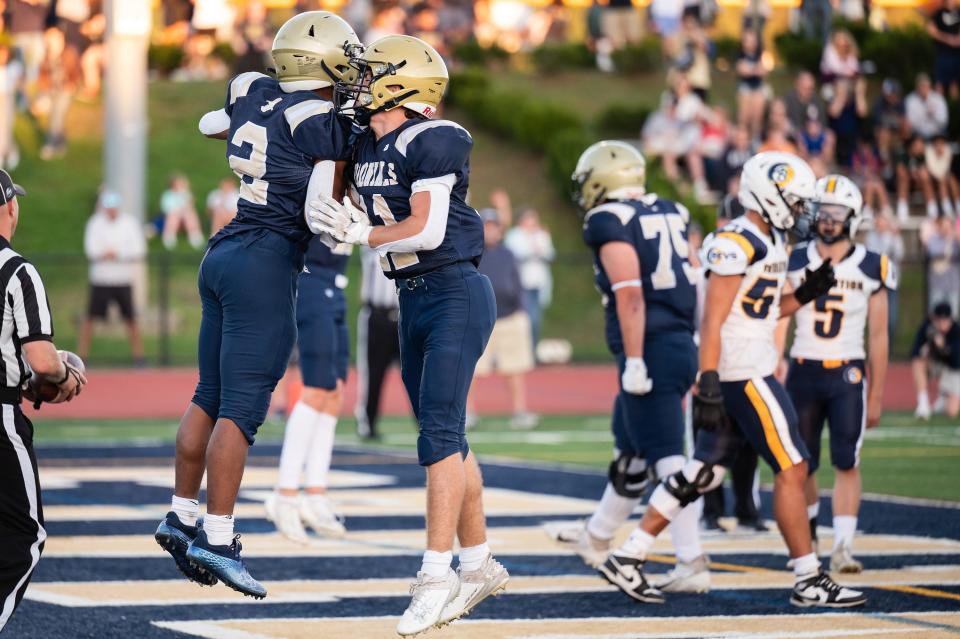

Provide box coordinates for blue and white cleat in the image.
[186,530,267,599]
[154,512,218,586]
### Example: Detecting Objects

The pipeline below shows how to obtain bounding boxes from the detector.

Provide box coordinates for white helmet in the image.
[738,152,816,230]
[815,174,864,241]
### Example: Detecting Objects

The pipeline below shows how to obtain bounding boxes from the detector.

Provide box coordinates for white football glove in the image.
[621,357,653,395]
[307,194,372,246]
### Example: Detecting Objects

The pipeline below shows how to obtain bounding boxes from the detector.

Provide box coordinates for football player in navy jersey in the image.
[264,238,352,542]
[549,141,709,593]
[154,12,360,599]
[307,35,507,635]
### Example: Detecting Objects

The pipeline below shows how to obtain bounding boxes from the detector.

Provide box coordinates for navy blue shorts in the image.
[296,272,349,390]
[695,375,809,474]
[786,359,866,473]
[191,230,303,444]
[612,331,698,465]
[396,262,496,466]
[934,50,960,89]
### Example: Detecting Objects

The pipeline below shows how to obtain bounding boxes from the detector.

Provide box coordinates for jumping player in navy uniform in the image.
[548,141,708,593]
[265,237,352,542]
[595,152,867,609]
[154,12,360,599]
[778,175,895,573]
[307,35,508,635]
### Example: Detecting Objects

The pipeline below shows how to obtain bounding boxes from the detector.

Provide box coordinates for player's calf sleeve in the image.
[305,412,337,488]
[276,402,323,491]
[656,456,704,563]
[648,459,726,522]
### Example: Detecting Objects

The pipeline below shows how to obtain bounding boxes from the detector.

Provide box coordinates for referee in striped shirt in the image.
[0,170,85,632]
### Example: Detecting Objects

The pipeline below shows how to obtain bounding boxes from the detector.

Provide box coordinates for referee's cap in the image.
[0,170,25,205]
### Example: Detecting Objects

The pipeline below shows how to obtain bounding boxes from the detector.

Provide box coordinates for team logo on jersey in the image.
[353,161,398,188]
[844,366,863,384]
[769,163,795,187]
[261,97,282,113]
[707,247,739,264]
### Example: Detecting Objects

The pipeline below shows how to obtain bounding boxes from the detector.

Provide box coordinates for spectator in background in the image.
[0,41,23,169]
[715,125,754,191]
[898,134,939,219]
[820,29,860,86]
[662,74,711,202]
[851,133,888,216]
[232,0,271,73]
[875,125,900,211]
[759,98,799,154]
[735,28,766,142]
[924,214,960,312]
[801,0,833,43]
[160,173,204,249]
[602,0,643,50]
[206,177,239,236]
[698,104,730,189]
[912,302,960,419]
[7,0,51,95]
[926,134,960,217]
[79,4,105,100]
[928,0,960,99]
[37,25,79,160]
[505,207,555,351]
[905,73,949,140]
[78,189,146,364]
[827,75,868,166]
[717,172,746,223]
[784,71,828,137]
[865,214,905,343]
[471,209,537,430]
[675,13,712,101]
[799,115,833,176]
[871,78,905,135]
[650,0,684,55]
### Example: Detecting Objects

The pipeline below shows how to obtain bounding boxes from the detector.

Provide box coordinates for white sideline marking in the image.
[153,621,276,639]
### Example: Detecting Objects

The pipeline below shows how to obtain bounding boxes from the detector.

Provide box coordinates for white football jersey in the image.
[788,242,897,361]
[702,216,789,381]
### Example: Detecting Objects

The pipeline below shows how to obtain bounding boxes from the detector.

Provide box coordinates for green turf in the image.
[32,411,960,502]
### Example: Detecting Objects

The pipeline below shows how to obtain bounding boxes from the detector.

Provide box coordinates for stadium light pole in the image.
[104,0,151,222]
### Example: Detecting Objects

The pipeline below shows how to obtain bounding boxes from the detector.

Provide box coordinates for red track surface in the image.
[26,363,920,420]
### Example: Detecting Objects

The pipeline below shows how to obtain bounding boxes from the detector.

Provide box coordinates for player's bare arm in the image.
[866,289,890,428]
[599,241,645,360]
[699,273,741,372]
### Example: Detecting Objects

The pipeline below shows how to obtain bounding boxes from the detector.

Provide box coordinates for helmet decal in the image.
[768,163,795,188]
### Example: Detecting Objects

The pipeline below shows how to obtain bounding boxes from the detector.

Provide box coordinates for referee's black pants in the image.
[0,404,45,632]
[355,305,401,438]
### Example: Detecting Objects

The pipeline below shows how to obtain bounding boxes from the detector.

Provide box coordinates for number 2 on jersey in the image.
[229,121,269,205]
[639,213,693,290]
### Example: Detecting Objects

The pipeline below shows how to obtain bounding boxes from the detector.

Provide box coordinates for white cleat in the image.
[830,543,863,574]
[267,494,309,543]
[300,495,346,537]
[654,554,711,593]
[544,521,610,568]
[437,555,509,626]
[915,401,931,420]
[396,569,460,637]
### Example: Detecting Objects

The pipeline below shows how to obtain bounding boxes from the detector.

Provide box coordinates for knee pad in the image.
[664,460,726,508]
[608,453,650,499]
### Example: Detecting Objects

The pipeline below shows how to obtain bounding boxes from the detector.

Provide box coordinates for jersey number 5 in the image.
[229,122,269,206]
[639,213,694,290]
[813,293,844,339]
[741,277,778,319]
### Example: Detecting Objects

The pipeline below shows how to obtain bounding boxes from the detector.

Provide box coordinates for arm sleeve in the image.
[374,176,454,255]
[9,264,54,342]
[199,108,231,136]
[285,100,354,160]
[583,211,630,248]
[702,233,751,276]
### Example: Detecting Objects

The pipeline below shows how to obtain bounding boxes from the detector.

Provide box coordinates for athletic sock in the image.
[587,483,641,540]
[171,495,199,527]
[668,497,703,563]
[305,412,338,489]
[421,550,453,578]
[896,199,909,222]
[618,528,655,559]
[458,543,490,572]
[792,552,820,580]
[926,200,939,218]
[276,401,322,491]
[832,515,857,550]
[807,502,820,543]
[204,513,235,547]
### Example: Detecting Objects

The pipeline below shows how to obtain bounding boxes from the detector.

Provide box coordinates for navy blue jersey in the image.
[582,196,696,354]
[349,119,483,279]
[304,235,352,282]
[216,72,354,247]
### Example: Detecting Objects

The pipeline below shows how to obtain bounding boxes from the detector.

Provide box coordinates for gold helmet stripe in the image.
[826,176,838,193]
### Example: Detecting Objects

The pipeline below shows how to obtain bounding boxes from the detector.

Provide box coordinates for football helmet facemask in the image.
[571,141,647,211]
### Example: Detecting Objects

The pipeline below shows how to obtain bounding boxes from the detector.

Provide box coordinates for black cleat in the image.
[791,571,867,608]
[598,554,665,604]
[155,512,218,586]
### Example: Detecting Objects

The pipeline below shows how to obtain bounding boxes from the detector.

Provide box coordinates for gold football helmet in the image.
[272,11,361,92]
[572,141,647,211]
[337,35,448,119]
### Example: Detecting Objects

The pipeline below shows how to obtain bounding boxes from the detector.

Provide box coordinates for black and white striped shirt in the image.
[360,247,399,310]
[0,239,53,390]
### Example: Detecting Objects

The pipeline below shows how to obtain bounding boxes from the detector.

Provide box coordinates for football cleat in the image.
[154,512,218,586]
[654,554,710,593]
[830,543,864,574]
[265,494,309,543]
[544,521,610,568]
[186,530,267,599]
[791,571,866,608]
[598,554,665,604]
[300,495,346,537]
[396,569,460,637]
[437,555,509,626]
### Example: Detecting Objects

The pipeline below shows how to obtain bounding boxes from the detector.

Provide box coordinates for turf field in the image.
[7,417,960,639]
